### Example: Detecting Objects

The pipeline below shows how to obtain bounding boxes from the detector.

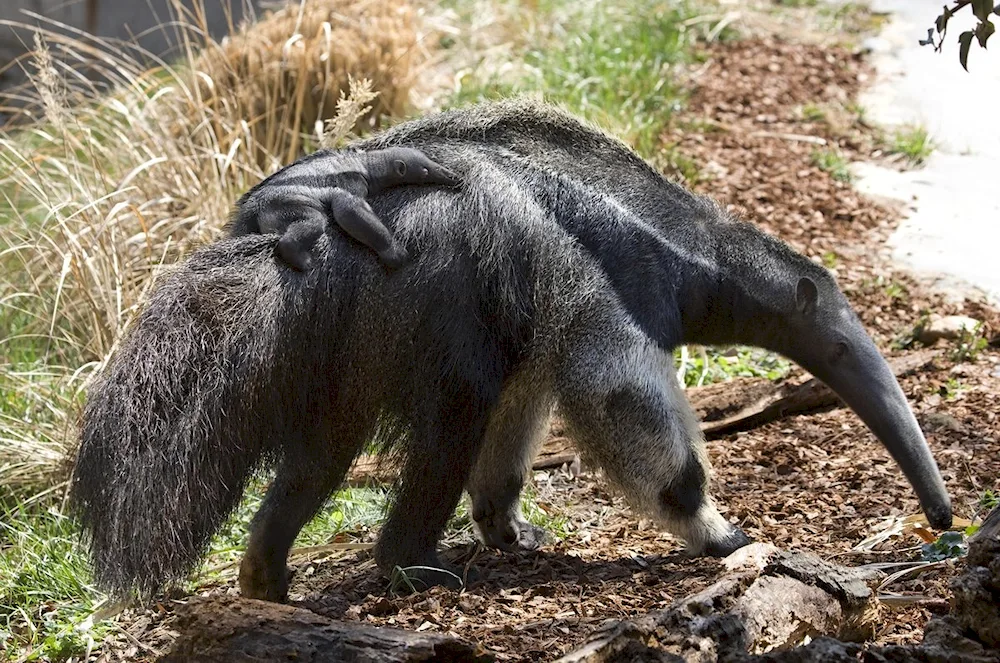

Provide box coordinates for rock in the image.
[917,315,982,344]
[924,412,963,432]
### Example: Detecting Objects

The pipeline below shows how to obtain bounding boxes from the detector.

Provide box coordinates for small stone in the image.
[917,315,982,345]
[924,412,963,432]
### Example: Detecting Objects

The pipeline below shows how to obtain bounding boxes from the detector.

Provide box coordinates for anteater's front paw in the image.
[238,554,290,602]
[700,527,752,558]
[379,244,410,270]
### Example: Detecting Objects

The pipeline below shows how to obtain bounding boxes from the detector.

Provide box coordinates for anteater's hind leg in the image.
[466,366,554,551]
[374,365,501,590]
[239,423,367,602]
[555,322,750,557]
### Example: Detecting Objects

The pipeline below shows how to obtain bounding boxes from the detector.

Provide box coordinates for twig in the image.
[288,541,374,558]
[828,546,922,559]
[750,130,827,146]
[878,559,952,593]
[877,594,949,610]
[115,623,164,658]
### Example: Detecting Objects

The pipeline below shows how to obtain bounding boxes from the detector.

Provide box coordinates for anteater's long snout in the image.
[804,339,952,530]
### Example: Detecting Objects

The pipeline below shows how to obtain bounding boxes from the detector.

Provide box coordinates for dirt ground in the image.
[109,36,1000,663]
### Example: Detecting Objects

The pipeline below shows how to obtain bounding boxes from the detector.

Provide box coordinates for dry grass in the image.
[191,0,428,167]
[0,0,435,495]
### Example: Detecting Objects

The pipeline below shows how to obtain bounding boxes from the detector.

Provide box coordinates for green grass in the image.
[196,481,393,582]
[675,346,792,388]
[889,125,934,165]
[884,280,906,300]
[0,365,82,498]
[0,498,107,661]
[811,148,853,182]
[801,103,827,123]
[950,323,989,363]
[980,489,1000,512]
[448,0,698,159]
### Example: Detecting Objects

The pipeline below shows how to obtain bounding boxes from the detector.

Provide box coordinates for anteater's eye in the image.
[832,341,849,361]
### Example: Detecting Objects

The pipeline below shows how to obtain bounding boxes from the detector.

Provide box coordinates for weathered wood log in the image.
[558,507,1000,663]
[555,544,884,663]
[159,596,492,663]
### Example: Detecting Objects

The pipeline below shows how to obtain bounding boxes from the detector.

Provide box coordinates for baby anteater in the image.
[231,147,460,270]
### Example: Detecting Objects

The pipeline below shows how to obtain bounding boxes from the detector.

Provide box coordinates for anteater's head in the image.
[374,146,461,189]
[699,223,952,531]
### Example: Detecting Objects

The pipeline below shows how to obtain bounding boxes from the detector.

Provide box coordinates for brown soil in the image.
[105,36,1000,663]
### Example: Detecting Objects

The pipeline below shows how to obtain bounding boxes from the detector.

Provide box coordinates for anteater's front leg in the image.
[555,324,750,557]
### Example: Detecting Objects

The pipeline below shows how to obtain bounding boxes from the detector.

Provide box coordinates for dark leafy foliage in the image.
[923,1,1000,70]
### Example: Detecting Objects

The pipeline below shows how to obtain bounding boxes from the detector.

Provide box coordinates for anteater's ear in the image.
[795,277,819,316]
[394,159,407,177]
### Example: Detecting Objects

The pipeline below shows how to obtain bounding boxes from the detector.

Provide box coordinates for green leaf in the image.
[937,6,954,32]
[974,0,993,22]
[959,30,975,70]
[976,20,996,47]
[921,530,969,561]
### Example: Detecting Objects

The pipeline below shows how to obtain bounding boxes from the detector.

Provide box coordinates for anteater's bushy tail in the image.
[70,236,335,598]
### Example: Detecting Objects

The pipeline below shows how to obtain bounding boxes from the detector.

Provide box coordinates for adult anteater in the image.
[72,100,952,602]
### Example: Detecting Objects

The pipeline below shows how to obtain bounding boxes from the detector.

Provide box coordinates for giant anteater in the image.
[72,99,952,601]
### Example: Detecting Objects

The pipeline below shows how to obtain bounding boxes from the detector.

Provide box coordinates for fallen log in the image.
[555,544,884,663]
[696,348,938,438]
[159,596,492,663]
[558,507,1000,662]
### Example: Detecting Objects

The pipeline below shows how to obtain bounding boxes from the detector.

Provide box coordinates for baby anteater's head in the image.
[369,146,461,190]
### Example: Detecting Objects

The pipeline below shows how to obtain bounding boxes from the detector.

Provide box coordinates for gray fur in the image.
[71,99,951,602]
[230,147,460,270]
